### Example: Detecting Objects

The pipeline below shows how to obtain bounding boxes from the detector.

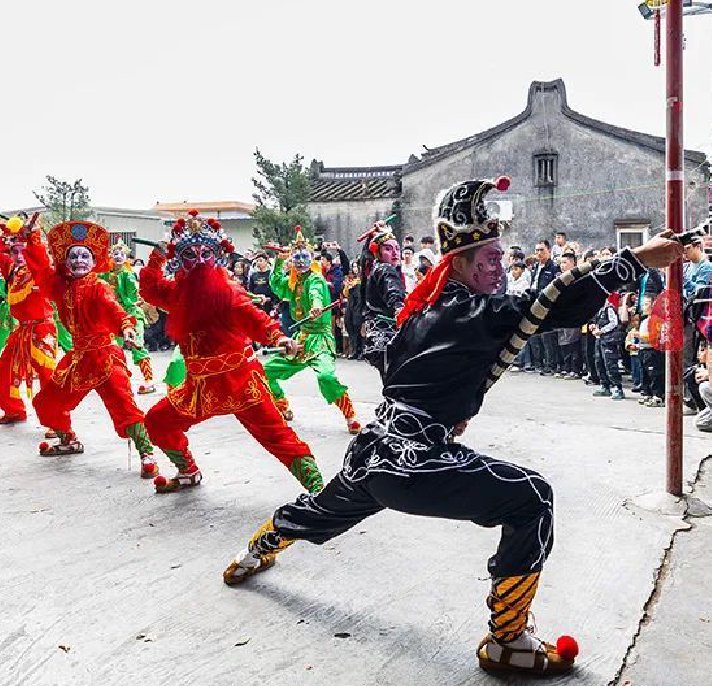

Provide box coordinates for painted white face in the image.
[66,245,95,278]
[293,249,312,273]
[112,248,127,266]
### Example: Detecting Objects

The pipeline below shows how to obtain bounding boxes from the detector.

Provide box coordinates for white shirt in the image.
[402,263,417,294]
[507,270,531,296]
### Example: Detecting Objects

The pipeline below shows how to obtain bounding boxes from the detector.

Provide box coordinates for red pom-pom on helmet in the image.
[556,635,579,661]
[176,217,186,227]
[39,441,49,452]
[206,218,216,227]
[154,475,168,488]
[187,209,199,218]
[213,221,222,230]
[494,175,511,192]
[369,242,379,256]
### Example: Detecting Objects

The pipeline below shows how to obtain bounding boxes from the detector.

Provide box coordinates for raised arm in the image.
[139,249,175,311]
[269,257,290,301]
[24,231,61,300]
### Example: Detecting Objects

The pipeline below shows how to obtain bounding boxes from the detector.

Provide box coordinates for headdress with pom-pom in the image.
[397,175,510,327]
[356,215,399,307]
[165,209,235,274]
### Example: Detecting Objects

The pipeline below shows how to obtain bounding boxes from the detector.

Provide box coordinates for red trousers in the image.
[0,322,56,418]
[33,364,145,437]
[145,390,311,469]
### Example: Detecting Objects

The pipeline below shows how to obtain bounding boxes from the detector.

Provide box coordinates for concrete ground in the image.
[1,352,710,686]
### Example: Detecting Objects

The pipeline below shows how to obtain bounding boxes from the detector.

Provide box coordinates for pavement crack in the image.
[611,453,712,686]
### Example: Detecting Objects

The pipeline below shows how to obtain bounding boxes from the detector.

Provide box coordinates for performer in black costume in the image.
[222,176,681,677]
[359,221,405,378]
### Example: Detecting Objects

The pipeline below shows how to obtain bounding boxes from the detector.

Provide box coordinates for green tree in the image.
[251,149,312,246]
[34,176,91,226]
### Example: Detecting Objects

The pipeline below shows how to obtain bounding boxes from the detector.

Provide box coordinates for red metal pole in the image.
[654,10,661,67]
[665,0,684,496]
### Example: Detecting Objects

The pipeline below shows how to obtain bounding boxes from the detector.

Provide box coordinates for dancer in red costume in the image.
[0,214,57,425]
[141,210,324,494]
[24,220,159,478]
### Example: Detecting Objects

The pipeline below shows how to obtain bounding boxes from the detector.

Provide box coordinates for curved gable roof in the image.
[403,79,708,174]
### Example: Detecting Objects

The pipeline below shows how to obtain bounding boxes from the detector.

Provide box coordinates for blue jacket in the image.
[531,258,560,294]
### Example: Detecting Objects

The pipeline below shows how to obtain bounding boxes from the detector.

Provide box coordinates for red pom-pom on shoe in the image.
[495,175,511,192]
[39,441,49,452]
[154,475,168,488]
[556,635,579,661]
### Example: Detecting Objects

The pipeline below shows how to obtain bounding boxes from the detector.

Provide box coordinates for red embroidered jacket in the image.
[24,232,135,392]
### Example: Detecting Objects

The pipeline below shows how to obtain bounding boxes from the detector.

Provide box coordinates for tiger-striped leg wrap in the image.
[223,517,295,586]
[487,573,540,643]
[138,357,153,382]
[249,517,295,556]
[163,447,194,471]
[126,422,153,456]
[289,455,324,493]
[334,392,355,419]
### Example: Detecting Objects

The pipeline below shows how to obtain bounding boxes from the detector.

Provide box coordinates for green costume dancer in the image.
[53,302,73,352]
[100,241,155,394]
[263,228,361,434]
[0,276,14,351]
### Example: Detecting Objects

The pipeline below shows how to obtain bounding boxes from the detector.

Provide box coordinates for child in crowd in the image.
[637,295,665,407]
[591,295,625,400]
[625,313,642,393]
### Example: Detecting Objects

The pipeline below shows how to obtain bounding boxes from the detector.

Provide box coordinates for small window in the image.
[616,224,650,251]
[534,154,558,187]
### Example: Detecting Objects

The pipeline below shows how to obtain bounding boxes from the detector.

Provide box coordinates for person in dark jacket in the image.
[529,239,561,374]
[248,252,276,315]
[591,294,625,400]
[360,221,405,379]
[343,260,364,359]
[223,174,683,677]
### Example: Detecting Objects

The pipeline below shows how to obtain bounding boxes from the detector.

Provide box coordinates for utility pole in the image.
[664,0,684,496]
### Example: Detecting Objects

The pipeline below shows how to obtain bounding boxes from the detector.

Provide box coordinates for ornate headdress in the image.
[435,176,510,256]
[47,220,111,273]
[290,225,313,254]
[110,239,131,258]
[165,209,235,274]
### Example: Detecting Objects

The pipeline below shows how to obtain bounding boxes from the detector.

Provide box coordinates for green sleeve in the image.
[120,270,139,308]
[308,276,329,310]
[269,258,289,300]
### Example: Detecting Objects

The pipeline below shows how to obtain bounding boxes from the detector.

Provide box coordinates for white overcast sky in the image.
[2,0,710,210]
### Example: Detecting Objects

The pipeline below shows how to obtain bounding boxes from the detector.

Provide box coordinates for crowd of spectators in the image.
[507,229,712,434]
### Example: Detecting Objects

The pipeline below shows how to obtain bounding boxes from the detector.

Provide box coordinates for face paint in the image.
[457,240,504,294]
[293,249,312,273]
[179,244,216,272]
[112,249,127,266]
[379,239,400,266]
[10,243,26,265]
[66,245,95,278]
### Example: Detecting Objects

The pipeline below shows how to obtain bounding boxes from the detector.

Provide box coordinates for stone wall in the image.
[401,85,708,253]
[308,198,396,257]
